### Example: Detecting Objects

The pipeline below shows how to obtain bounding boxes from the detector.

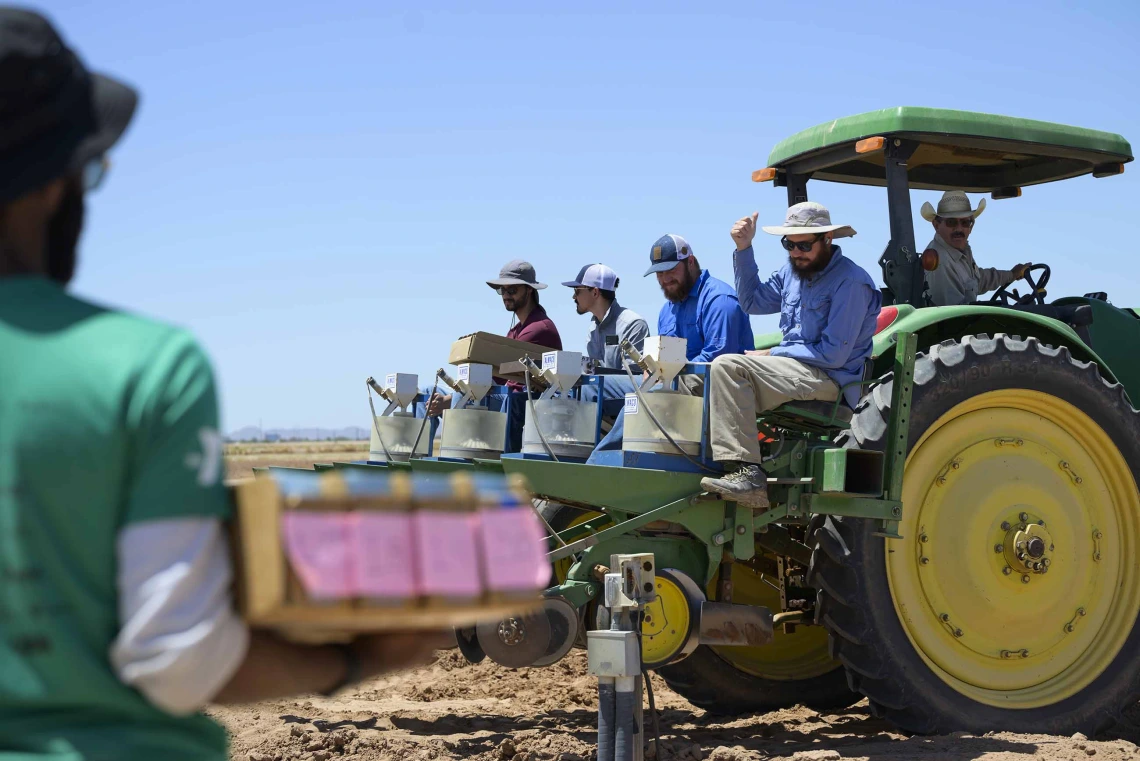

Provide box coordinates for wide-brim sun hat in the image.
[761,201,856,238]
[486,259,548,290]
[920,190,986,222]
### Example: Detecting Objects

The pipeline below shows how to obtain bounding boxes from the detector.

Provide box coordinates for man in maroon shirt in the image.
[427,260,562,452]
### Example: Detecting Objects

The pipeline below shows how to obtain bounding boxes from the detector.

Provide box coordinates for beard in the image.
[46,180,85,285]
[790,244,834,279]
[661,263,697,303]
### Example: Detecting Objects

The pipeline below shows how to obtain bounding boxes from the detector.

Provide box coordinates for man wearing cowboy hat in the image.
[0,9,444,759]
[921,190,1031,306]
[699,202,881,508]
[427,260,562,449]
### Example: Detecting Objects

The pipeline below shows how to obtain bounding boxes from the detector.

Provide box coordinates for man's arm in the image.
[769,284,876,370]
[692,295,751,363]
[620,315,650,354]
[977,262,1031,295]
[733,246,784,315]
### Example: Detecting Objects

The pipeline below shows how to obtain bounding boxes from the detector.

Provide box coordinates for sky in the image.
[46,0,1140,434]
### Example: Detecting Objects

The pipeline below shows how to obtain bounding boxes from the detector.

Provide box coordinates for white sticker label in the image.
[458,365,470,381]
[384,373,397,388]
[624,395,639,415]
[542,352,556,368]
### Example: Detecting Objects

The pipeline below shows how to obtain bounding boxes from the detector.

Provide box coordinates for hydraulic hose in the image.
[597,677,616,761]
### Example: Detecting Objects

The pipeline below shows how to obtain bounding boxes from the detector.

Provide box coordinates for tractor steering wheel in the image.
[988,264,1051,307]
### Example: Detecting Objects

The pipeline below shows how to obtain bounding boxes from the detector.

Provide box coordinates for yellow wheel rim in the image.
[641,572,698,666]
[889,389,1140,708]
[709,560,838,680]
[551,510,607,583]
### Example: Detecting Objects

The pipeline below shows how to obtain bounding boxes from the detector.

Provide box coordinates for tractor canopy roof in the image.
[763,107,1133,192]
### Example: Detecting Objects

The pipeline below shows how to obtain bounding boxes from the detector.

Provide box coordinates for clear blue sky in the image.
[51,0,1140,433]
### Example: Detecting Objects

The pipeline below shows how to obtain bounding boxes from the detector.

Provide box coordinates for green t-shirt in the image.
[0,277,231,761]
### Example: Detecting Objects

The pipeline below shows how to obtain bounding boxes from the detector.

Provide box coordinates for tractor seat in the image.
[775,399,854,423]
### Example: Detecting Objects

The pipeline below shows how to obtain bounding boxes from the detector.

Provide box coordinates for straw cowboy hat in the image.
[920,190,986,222]
[761,201,856,238]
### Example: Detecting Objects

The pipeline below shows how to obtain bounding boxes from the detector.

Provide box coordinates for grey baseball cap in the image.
[486,259,547,290]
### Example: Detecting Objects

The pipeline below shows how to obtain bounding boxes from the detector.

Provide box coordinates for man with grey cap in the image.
[921,190,1031,306]
[427,260,561,449]
[699,202,880,508]
[563,263,649,370]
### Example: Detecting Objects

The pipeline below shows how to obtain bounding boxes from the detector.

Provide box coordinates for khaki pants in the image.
[709,354,839,464]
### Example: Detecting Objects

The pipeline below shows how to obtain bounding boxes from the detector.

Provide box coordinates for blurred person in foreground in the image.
[0,9,445,760]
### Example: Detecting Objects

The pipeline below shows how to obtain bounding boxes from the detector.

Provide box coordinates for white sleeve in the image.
[110,517,250,715]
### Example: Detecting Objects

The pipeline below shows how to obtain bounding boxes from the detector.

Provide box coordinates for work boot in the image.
[701,464,770,509]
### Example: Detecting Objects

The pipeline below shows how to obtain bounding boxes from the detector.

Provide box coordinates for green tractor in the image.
[478,107,1140,736]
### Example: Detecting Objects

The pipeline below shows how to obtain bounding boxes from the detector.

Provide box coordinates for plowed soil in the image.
[209,649,1140,761]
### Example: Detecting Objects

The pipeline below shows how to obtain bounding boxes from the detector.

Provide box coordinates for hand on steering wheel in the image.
[988,263,1051,306]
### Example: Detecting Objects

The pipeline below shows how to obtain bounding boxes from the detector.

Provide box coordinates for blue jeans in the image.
[583,376,638,463]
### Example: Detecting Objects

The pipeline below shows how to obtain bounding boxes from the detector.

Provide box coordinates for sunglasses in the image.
[780,234,824,253]
[496,285,526,296]
[83,155,110,192]
[936,217,975,229]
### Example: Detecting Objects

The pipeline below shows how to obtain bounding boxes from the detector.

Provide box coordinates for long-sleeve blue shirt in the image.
[733,245,881,408]
[657,269,754,363]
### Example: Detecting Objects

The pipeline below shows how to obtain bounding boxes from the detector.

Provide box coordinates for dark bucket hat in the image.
[486,259,548,290]
[0,8,138,204]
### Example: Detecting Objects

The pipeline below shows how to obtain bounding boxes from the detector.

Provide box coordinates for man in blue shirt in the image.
[700,203,881,508]
[586,234,753,461]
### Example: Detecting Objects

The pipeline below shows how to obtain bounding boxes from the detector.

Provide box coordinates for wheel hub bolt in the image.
[1002,566,1012,575]
[1021,575,1031,584]
[1020,512,1030,522]
[994,543,1004,553]
[1001,521,1012,531]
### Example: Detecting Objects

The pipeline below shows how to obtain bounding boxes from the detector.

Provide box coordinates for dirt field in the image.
[216,444,1140,761]
[225,441,371,480]
[209,649,1140,761]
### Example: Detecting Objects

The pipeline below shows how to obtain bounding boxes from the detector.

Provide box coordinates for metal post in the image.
[588,554,657,761]
[879,139,920,307]
[784,173,809,206]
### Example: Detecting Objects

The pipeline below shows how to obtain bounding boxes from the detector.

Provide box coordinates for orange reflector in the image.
[992,187,1022,200]
[921,248,940,272]
[855,136,885,154]
[752,167,777,183]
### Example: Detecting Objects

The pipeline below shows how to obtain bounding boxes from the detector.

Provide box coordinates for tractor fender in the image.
[872,304,1120,386]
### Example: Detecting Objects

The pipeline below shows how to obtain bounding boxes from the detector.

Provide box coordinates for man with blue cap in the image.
[586,234,753,459]
[699,203,880,508]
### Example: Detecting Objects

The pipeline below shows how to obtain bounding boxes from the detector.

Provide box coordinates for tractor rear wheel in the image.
[810,334,1140,735]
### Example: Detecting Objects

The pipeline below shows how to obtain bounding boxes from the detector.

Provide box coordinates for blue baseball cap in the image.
[644,234,693,277]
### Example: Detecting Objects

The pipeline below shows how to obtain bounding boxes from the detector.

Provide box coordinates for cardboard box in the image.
[448,332,549,369]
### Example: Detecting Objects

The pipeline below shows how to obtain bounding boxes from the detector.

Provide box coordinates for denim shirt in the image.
[733,245,881,407]
[657,269,754,362]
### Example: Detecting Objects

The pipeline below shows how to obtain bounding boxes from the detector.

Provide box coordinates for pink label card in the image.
[281,511,354,600]
[352,513,418,599]
[479,508,550,592]
[413,511,482,598]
